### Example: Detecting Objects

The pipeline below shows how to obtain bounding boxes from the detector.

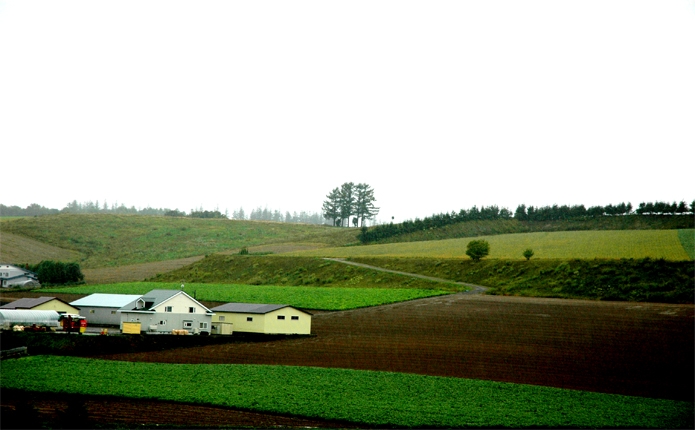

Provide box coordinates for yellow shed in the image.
[210,303,312,335]
[0,297,80,315]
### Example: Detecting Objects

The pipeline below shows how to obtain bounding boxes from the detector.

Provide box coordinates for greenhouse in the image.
[0,309,60,330]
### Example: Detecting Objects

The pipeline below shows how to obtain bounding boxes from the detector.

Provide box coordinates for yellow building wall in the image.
[213,308,311,334]
[33,300,80,315]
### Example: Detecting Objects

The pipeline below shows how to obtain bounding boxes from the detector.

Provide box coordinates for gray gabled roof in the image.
[0,297,72,310]
[70,294,143,308]
[210,303,310,315]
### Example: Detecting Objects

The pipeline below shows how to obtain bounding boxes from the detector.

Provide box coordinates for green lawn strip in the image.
[1,356,691,428]
[42,282,450,310]
[678,229,695,260]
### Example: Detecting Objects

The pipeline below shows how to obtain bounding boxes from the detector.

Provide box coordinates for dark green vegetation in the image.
[360,214,694,244]
[2,214,358,268]
[26,260,84,285]
[322,182,379,227]
[2,356,691,429]
[0,331,299,357]
[150,255,458,290]
[465,239,490,261]
[349,257,695,303]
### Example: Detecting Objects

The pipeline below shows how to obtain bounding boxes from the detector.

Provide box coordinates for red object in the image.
[61,314,87,333]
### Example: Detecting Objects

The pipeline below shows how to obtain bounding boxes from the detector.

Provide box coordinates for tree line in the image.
[322,182,379,227]
[231,207,326,224]
[358,200,695,243]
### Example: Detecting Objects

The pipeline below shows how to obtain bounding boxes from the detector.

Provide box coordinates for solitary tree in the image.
[465,240,490,261]
[522,248,534,261]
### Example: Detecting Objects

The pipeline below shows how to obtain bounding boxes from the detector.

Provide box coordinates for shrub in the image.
[466,240,490,261]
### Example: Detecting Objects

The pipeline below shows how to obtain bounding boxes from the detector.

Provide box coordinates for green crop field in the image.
[287,229,694,261]
[42,282,451,310]
[1,356,690,429]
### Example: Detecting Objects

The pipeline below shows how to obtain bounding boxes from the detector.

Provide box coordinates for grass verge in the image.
[1,356,691,429]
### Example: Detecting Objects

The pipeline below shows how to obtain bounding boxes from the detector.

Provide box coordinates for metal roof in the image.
[0,297,62,309]
[70,294,143,308]
[210,303,296,314]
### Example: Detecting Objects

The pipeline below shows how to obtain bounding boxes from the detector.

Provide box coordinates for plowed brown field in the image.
[3,294,693,428]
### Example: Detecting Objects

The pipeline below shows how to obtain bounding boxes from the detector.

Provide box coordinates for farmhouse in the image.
[118,289,213,334]
[210,303,312,335]
[70,294,142,326]
[0,264,40,288]
[0,297,79,315]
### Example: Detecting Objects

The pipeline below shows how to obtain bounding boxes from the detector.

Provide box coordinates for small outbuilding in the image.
[0,264,40,288]
[0,297,79,315]
[70,294,142,326]
[118,289,214,334]
[209,303,312,335]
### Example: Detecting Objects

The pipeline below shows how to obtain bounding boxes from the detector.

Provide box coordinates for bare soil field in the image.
[0,232,81,264]
[97,294,694,402]
[3,294,693,428]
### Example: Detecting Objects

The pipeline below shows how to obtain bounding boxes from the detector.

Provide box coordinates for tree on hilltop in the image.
[323,182,379,227]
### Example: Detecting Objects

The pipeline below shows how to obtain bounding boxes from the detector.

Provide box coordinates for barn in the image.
[0,264,40,288]
[70,294,142,326]
[0,297,79,315]
[118,289,213,334]
[209,303,312,335]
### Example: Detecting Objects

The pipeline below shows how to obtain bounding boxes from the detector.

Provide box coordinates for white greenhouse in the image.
[0,309,61,330]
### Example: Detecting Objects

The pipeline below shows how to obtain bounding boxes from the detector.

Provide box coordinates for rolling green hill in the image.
[1,214,358,268]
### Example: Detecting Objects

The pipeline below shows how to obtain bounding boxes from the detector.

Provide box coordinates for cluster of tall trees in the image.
[322,182,379,227]
[26,260,84,285]
[358,200,694,243]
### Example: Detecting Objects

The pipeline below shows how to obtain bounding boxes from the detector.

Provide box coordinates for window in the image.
[200,322,208,329]
[165,306,173,313]
[218,316,225,322]
[277,315,285,320]
[189,307,196,313]
[247,317,253,322]
[183,321,193,328]
[89,310,95,314]
[111,311,116,315]
[291,316,299,320]
[159,320,167,326]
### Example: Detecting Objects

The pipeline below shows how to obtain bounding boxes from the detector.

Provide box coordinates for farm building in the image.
[0,264,40,288]
[0,297,79,314]
[209,303,312,335]
[118,289,213,334]
[70,294,142,326]
[0,310,60,330]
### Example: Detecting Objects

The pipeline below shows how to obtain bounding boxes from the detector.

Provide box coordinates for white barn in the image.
[118,289,214,334]
[210,303,312,335]
[70,294,142,326]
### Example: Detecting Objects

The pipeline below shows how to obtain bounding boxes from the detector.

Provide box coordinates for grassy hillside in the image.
[1,214,358,268]
[286,229,694,261]
[349,257,694,303]
[148,255,462,290]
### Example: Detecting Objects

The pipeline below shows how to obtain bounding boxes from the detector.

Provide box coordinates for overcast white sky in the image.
[1,0,693,223]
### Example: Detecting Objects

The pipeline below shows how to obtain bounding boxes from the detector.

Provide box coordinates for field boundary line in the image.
[323,258,488,294]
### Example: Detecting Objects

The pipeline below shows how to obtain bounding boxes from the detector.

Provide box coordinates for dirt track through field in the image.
[97,293,694,402]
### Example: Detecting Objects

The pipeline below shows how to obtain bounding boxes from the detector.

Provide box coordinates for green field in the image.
[1,356,690,429]
[287,229,694,261]
[42,282,451,310]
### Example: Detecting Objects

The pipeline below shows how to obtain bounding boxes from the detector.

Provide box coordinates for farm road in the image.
[324,257,488,293]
